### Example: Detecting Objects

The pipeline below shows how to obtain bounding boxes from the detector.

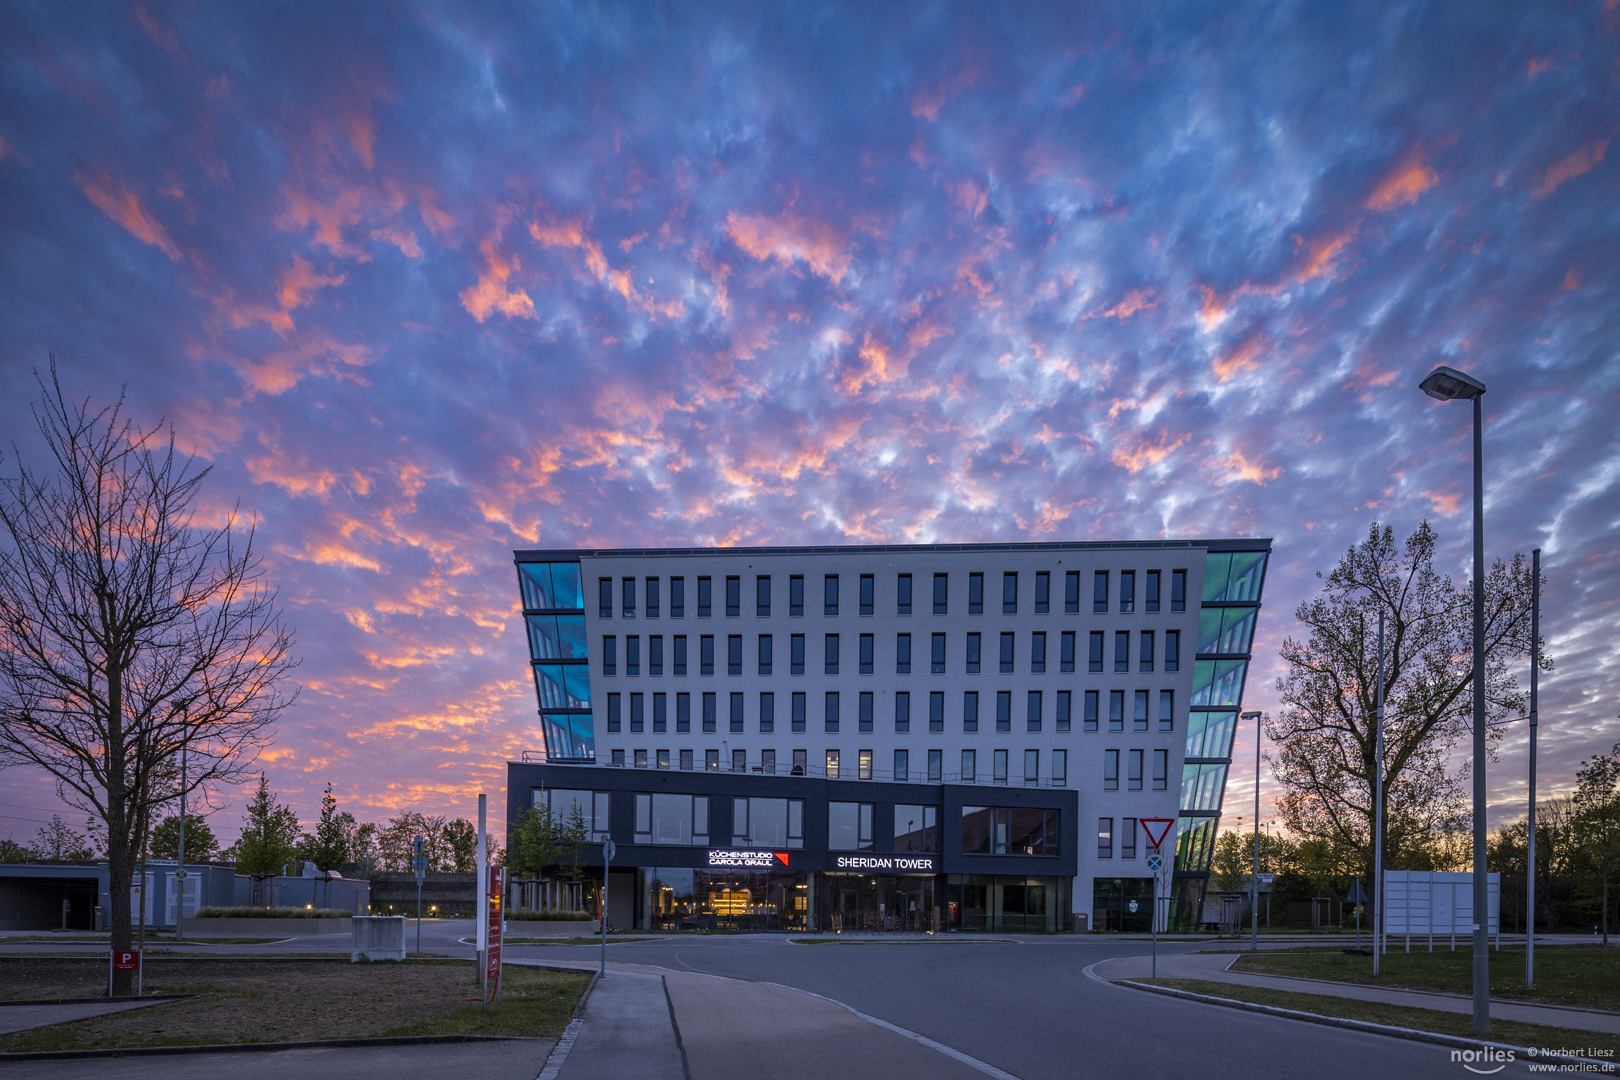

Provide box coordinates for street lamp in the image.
[1243,711,1262,951]
[1418,363,1490,1037]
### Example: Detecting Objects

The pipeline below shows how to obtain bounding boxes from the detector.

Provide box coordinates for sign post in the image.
[1141,818,1176,978]
[110,949,140,997]
[412,836,425,956]
[483,865,504,1010]
[600,838,616,978]
[1347,880,1369,951]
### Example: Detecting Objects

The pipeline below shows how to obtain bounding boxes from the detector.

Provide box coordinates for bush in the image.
[507,908,596,921]
[195,905,352,919]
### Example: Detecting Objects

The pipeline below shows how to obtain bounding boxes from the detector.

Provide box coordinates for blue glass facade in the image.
[517,560,594,762]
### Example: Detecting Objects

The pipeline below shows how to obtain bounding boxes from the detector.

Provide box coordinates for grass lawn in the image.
[1140,978,1620,1059]
[0,958,588,1052]
[1229,945,1620,1012]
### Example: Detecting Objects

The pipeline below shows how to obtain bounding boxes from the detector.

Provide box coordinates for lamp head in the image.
[1420,365,1486,401]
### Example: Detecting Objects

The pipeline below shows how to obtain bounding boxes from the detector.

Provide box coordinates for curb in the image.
[0,995,193,1007]
[1114,978,1617,1072]
[0,1033,533,1062]
[1214,965,1620,1020]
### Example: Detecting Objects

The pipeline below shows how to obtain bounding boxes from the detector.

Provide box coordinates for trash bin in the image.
[1072,913,1088,933]
[94,906,104,932]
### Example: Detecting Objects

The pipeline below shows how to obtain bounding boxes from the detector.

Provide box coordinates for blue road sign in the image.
[1147,854,1164,873]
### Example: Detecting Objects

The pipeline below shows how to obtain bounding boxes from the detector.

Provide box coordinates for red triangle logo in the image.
[775,852,790,866]
[1140,818,1176,850]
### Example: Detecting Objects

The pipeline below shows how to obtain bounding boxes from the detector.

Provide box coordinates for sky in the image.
[1,1,1616,850]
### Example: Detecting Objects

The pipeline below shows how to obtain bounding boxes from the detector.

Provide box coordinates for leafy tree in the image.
[33,814,93,861]
[559,802,588,881]
[506,803,560,879]
[0,836,32,862]
[347,819,379,876]
[233,775,302,878]
[1268,521,1542,878]
[0,364,297,992]
[1571,739,1620,944]
[304,783,350,872]
[378,811,449,871]
[443,818,477,872]
[1211,830,1252,892]
[149,813,218,861]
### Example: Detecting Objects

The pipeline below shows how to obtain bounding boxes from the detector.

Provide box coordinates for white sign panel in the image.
[707,850,790,869]
[1383,871,1499,935]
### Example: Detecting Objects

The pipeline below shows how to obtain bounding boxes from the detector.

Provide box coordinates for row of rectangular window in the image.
[599,630,1181,676]
[1098,816,1153,859]
[597,570,1190,618]
[1101,748,1171,791]
[603,688,1177,735]
[606,746,1072,788]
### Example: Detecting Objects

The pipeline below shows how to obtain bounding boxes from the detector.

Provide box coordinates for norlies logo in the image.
[1452,1048,1514,1075]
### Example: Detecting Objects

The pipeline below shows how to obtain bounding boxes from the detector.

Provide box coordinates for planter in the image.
[182,915,353,936]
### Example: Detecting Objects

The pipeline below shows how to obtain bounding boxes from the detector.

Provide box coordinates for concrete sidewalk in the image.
[1094,951,1620,1036]
[0,999,174,1036]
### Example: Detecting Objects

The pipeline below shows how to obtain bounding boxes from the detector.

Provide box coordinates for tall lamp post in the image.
[1526,547,1540,988]
[1419,363,1490,1037]
[1244,711,1262,951]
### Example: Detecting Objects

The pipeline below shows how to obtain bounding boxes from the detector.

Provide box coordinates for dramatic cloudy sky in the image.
[1,2,1616,846]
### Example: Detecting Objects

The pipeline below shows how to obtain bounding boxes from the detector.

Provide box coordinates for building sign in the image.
[833,855,938,872]
[707,849,790,869]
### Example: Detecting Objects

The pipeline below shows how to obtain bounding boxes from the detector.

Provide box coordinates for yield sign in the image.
[1140,818,1176,850]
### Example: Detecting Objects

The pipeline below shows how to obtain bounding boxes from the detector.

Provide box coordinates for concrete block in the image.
[352,915,407,961]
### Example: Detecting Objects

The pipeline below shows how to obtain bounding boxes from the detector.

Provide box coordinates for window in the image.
[859,691,874,732]
[732,797,804,848]
[627,636,641,676]
[677,692,690,732]
[927,633,945,674]
[790,575,805,617]
[825,633,839,675]
[726,576,741,617]
[653,692,667,732]
[1122,818,1137,859]
[758,634,773,675]
[700,635,715,676]
[1109,690,1125,731]
[963,805,1060,855]
[1115,630,1129,672]
[966,632,981,674]
[1104,750,1119,790]
[963,691,979,733]
[599,578,613,618]
[680,748,693,770]
[929,691,944,733]
[1002,571,1018,613]
[933,573,948,614]
[860,633,874,674]
[1146,570,1161,613]
[730,692,744,733]
[1084,690,1099,731]
[611,749,624,766]
[1060,631,1075,672]
[859,573,874,616]
[702,692,717,733]
[641,578,659,620]
[671,577,685,618]
[650,636,664,676]
[825,692,840,732]
[968,572,984,615]
[1031,631,1046,673]
[999,632,1015,673]
[825,749,841,779]
[762,749,776,774]
[893,749,908,782]
[1153,749,1169,790]
[1056,691,1071,732]
[623,577,637,617]
[927,749,942,782]
[1165,630,1180,672]
[828,801,873,850]
[732,748,746,773]
[1159,690,1175,732]
[1171,569,1187,612]
[1027,691,1042,732]
[896,805,937,850]
[791,634,805,675]
[791,692,806,733]
[1134,690,1150,731]
[607,693,621,732]
[792,749,807,776]
[1053,749,1068,786]
[537,789,612,842]
[961,749,977,783]
[1094,571,1109,613]
[603,636,617,676]
[728,635,742,675]
[896,633,912,674]
[1065,570,1080,613]
[756,575,770,617]
[1140,631,1155,672]
[858,748,873,780]
[897,573,912,615]
[697,576,712,617]
[674,635,688,676]
[634,792,709,845]
[993,748,1008,785]
[1098,817,1113,858]
[1024,749,1039,786]
[760,692,775,733]
[1089,631,1104,672]
[824,574,839,616]
[1035,571,1050,614]
[996,691,1012,732]
[894,692,910,733]
[1129,749,1144,790]
[1120,570,1135,613]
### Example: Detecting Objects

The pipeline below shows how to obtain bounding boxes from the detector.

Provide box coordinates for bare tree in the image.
[0,362,297,993]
